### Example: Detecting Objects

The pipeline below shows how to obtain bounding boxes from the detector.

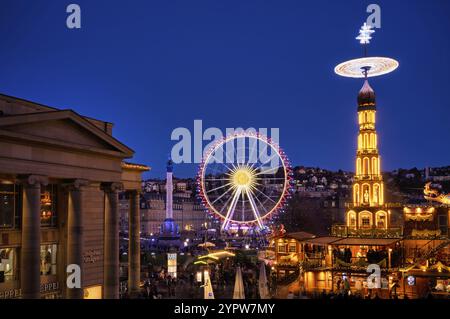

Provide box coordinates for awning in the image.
[333,238,400,246]
[302,236,342,246]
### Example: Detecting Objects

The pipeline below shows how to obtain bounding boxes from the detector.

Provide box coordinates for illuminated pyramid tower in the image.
[350,78,387,229]
[335,23,399,231]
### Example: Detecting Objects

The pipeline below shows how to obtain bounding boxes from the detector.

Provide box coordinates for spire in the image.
[357,79,376,108]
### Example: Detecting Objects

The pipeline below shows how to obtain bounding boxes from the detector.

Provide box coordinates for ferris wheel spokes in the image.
[221,187,242,231]
[246,188,264,229]
[206,182,233,194]
[255,164,283,176]
[251,186,278,204]
[251,188,269,214]
[211,186,234,206]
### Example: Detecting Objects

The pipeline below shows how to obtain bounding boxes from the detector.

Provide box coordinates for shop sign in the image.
[0,282,59,299]
[84,249,101,264]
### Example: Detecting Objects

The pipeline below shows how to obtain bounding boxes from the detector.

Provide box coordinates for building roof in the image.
[122,161,150,171]
[284,231,316,241]
[333,238,400,246]
[357,79,376,108]
[0,109,134,157]
[0,93,114,129]
[302,236,342,245]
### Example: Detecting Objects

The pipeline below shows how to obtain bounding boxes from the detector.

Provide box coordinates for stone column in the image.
[128,190,141,297]
[64,179,89,299]
[20,175,48,299]
[102,182,122,299]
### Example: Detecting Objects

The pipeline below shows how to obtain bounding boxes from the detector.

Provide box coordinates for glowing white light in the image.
[334,57,399,78]
[356,22,375,44]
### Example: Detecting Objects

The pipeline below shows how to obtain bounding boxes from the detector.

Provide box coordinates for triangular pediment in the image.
[0,110,134,157]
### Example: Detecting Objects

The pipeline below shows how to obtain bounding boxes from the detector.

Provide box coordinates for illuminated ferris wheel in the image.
[197,132,292,233]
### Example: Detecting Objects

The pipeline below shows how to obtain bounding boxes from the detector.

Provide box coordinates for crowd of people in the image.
[120,260,275,299]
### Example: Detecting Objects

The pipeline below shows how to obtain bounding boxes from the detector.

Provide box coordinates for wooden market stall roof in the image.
[332,238,401,246]
[302,236,342,246]
[284,231,316,241]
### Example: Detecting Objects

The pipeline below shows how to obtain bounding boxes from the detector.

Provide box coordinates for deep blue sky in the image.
[0,0,449,178]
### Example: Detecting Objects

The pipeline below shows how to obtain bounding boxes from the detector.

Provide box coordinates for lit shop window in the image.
[0,182,21,229]
[84,285,102,299]
[40,185,57,227]
[277,244,286,253]
[288,243,297,253]
[361,217,371,228]
[0,248,16,283]
[40,244,57,276]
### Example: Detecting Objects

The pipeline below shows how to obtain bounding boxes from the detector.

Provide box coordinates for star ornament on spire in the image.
[356,22,375,44]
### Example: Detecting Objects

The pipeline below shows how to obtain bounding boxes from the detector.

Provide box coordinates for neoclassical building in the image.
[346,80,389,231]
[0,94,148,299]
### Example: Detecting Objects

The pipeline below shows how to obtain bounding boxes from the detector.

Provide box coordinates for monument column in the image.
[102,182,122,299]
[20,175,48,299]
[65,179,89,299]
[128,189,141,297]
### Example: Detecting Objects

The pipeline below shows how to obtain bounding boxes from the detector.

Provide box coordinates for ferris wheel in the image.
[197,132,292,233]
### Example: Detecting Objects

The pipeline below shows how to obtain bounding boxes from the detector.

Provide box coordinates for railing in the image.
[301,253,328,270]
[331,224,403,238]
[277,269,300,285]
[333,257,388,269]
[353,174,383,181]
[344,202,404,209]
[301,259,324,270]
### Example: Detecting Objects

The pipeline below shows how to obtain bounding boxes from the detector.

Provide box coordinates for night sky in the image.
[0,0,449,178]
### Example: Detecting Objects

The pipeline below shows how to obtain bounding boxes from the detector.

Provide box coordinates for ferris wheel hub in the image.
[231,166,255,188]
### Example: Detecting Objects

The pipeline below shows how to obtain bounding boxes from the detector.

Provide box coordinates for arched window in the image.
[353,184,360,204]
[357,158,361,175]
[363,158,370,175]
[372,157,378,175]
[347,211,357,228]
[370,133,375,148]
[364,133,369,149]
[362,183,370,204]
[375,211,387,229]
[359,211,372,229]
[358,134,363,150]
[373,183,380,204]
